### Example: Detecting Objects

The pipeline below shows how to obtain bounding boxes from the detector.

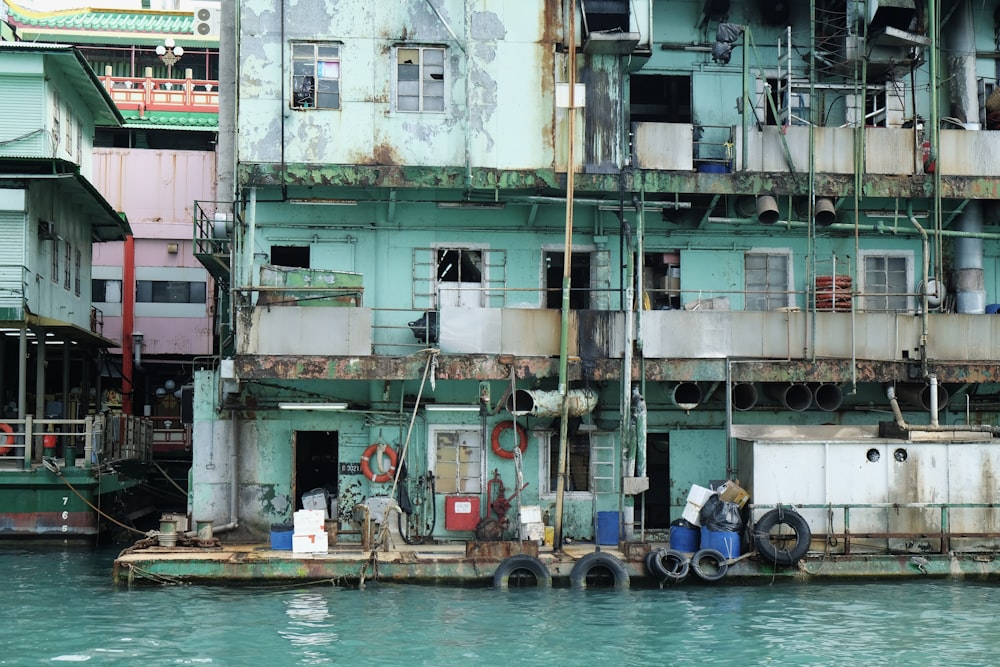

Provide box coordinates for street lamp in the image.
[155,38,184,79]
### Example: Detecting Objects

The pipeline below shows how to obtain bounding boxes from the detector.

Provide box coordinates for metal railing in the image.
[0,414,153,470]
[752,502,1000,555]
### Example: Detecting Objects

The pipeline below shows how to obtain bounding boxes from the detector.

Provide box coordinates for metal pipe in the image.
[929,374,939,428]
[669,382,703,411]
[507,388,597,418]
[812,383,843,412]
[731,382,758,411]
[765,382,812,412]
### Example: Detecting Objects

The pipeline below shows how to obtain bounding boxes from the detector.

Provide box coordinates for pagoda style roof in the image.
[5,1,218,47]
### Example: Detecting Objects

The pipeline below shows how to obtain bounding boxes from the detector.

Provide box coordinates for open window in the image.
[629,74,691,124]
[544,250,592,309]
[270,245,310,269]
[291,42,340,110]
[539,430,593,496]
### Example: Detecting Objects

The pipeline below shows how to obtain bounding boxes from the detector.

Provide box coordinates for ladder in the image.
[589,431,618,541]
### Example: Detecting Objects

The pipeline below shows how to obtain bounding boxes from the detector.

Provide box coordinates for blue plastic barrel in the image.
[270,523,293,550]
[596,511,621,545]
[669,523,700,552]
[700,527,741,559]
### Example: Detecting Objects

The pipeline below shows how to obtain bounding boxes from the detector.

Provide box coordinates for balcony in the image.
[99,68,218,119]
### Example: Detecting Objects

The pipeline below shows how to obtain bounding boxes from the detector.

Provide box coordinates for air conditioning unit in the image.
[191,1,220,37]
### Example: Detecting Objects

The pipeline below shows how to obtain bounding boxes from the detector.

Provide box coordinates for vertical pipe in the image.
[122,234,135,414]
[554,0,577,552]
[929,373,939,427]
[18,326,27,469]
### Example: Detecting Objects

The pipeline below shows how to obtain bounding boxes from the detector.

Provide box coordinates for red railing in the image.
[99,74,219,116]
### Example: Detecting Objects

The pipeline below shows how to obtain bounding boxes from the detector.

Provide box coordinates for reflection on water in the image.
[3,547,1000,666]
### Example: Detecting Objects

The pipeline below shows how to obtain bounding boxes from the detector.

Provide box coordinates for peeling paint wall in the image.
[237,0,569,170]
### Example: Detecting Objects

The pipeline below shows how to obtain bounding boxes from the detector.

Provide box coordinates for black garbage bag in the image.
[699,494,742,532]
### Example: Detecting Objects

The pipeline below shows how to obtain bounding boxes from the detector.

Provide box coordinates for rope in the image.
[359,348,438,590]
[44,459,150,538]
[151,458,189,498]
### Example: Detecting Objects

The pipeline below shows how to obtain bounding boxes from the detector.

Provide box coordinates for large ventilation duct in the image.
[765,383,813,412]
[812,384,844,412]
[894,382,949,413]
[731,382,758,411]
[670,382,703,411]
[507,388,598,418]
[945,3,985,313]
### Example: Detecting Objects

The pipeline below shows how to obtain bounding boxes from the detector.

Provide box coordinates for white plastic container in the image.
[681,484,716,526]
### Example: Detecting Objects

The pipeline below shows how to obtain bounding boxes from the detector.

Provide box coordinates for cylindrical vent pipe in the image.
[731,382,758,411]
[814,198,836,227]
[765,383,813,412]
[894,382,949,413]
[812,383,843,412]
[670,382,703,410]
[945,3,985,313]
[507,388,598,418]
[955,202,985,313]
[756,196,779,224]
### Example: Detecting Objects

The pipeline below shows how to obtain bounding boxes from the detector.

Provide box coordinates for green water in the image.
[3,546,1000,666]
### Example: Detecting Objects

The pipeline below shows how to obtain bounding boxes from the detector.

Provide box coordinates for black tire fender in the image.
[644,548,666,579]
[570,551,630,590]
[654,548,690,583]
[752,507,811,566]
[691,548,728,582]
[493,555,552,590]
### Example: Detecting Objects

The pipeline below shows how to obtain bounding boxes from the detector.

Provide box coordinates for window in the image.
[396,47,445,112]
[436,248,483,307]
[862,252,912,311]
[431,428,482,494]
[545,251,591,309]
[136,280,207,304]
[291,42,340,109]
[64,241,72,290]
[74,249,81,296]
[745,251,792,311]
[541,431,593,494]
[92,278,122,303]
[51,238,59,282]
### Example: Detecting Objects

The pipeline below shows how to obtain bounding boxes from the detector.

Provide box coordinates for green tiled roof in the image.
[6,1,217,46]
[120,110,218,131]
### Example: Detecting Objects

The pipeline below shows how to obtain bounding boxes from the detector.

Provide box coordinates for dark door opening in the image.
[642,434,671,530]
[545,251,591,309]
[294,430,339,513]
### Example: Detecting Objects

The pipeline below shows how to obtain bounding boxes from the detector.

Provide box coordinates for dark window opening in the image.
[270,245,310,268]
[548,432,592,492]
[630,74,692,124]
[136,280,207,304]
[545,251,591,309]
[437,249,482,282]
[583,0,629,33]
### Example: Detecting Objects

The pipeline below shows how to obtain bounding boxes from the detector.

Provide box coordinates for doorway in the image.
[642,434,671,529]
[545,250,591,309]
[294,430,339,513]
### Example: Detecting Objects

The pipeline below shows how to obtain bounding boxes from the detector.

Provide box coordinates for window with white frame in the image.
[745,250,792,311]
[396,46,445,112]
[291,42,340,110]
[430,427,482,494]
[861,251,912,311]
[412,247,506,309]
[92,278,122,303]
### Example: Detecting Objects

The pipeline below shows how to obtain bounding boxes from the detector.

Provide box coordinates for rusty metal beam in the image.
[239,162,1000,201]
[233,354,1000,385]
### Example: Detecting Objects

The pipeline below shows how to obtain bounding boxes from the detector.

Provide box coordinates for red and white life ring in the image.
[491,420,527,459]
[0,422,13,456]
[360,443,398,483]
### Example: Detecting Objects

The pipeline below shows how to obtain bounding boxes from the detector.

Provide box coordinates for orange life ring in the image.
[491,420,528,459]
[0,422,12,456]
[360,443,398,483]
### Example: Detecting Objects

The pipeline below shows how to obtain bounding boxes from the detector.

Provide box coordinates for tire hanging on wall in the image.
[691,548,728,582]
[752,507,811,566]
[493,555,552,590]
[651,548,690,583]
[570,552,630,590]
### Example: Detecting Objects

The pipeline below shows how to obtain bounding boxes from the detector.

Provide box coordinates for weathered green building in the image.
[193,0,1000,550]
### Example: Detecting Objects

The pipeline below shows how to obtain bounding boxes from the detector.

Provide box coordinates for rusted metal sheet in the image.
[465,540,538,560]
